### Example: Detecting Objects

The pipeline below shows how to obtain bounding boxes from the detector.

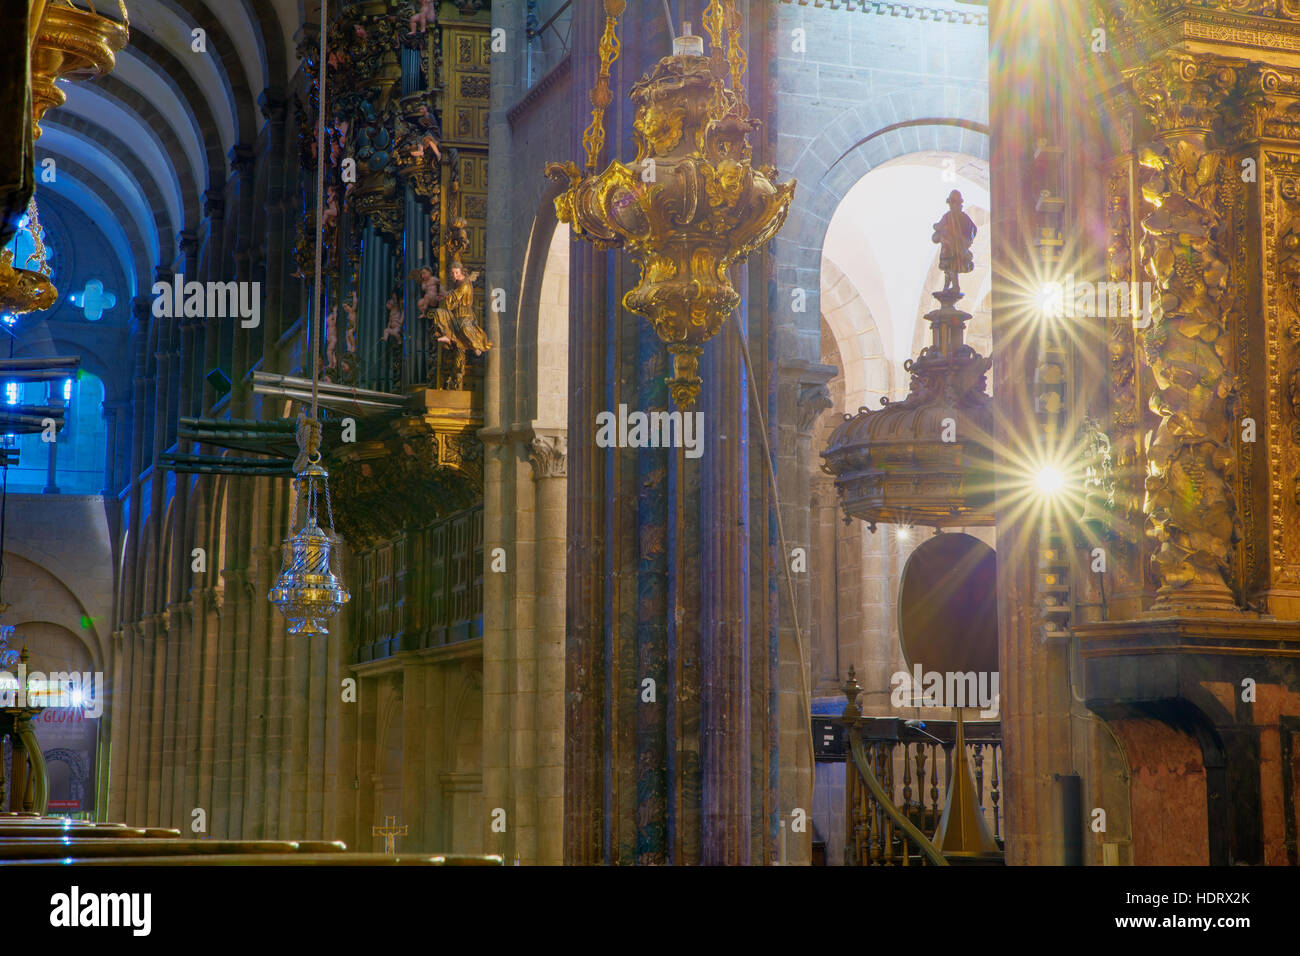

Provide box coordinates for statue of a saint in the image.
[932,190,977,295]
[428,258,491,389]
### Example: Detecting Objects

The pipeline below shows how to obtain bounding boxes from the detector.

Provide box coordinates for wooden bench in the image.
[0,825,181,839]
[0,814,501,865]
[1,852,504,866]
[0,838,326,860]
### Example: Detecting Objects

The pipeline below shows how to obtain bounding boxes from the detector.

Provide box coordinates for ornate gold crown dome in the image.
[30,0,130,140]
[821,193,995,530]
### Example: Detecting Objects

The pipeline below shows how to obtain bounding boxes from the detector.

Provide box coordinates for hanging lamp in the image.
[268,0,351,636]
[546,0,795,407]
[0,198,57,320]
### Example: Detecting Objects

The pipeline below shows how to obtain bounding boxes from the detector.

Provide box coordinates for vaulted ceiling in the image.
[33,0,307,298]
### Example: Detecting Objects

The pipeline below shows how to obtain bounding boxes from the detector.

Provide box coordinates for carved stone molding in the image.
[528,433,567,480]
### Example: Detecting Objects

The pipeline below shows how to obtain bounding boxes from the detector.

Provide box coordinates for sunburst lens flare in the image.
[1035,281,1064,319]
[1034,465,1066,497]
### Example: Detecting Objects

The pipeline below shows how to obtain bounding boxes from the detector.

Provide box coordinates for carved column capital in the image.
[204,189,225,219]
[229,144,255,176]
[528,431,567,479]
[199,585,225,617]
[1128,52,1244,138]
[796,383,833,435]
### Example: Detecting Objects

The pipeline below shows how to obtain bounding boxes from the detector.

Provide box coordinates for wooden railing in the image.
[842,716,1002,866]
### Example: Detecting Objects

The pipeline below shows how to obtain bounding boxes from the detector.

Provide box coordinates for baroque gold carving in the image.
[1104,163,1147,597]
[1266,151,1300,585]
[1132,54,1244,608]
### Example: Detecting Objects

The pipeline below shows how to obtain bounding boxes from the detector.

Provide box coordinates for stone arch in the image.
[513,182,567,428]
[819,257,891,416]
[801,129,993,726]
[779,91,990,318]
[534,224,571,431]
[0,552,106,674]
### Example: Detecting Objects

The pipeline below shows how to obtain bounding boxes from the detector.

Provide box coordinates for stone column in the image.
[259,89,289,351]
[989,0,1075,865]
[200,190,226,412]
[479,427,513,860]
[777,362,833,865]
[529,429,566,865]
[229,145,256,396]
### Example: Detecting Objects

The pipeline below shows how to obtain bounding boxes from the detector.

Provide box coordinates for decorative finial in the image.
[840,666,862,721]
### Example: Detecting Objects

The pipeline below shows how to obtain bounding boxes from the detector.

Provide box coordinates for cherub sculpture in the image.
[411,267,450,343]
[321,186,340,231]
[932,189,977,295]
[325,306,339,370]
[382,294,405,344]
[410,0,436,35]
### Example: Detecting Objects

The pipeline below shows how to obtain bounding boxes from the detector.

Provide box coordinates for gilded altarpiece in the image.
[438,8,491,278]
[1092,8,1300,619]
[1261,141,1300,612]
[1095,31,1296,614]
[1102,127,1159,616]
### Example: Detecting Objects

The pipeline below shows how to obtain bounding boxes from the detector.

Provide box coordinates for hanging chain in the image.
[582,0,625,173]
[324,475,337,537]
[24,198,51,276]
[724,0,748,119]
[703,0,726,77]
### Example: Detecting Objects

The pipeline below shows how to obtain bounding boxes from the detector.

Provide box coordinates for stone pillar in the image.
[200,190,225,412]
[259,89,289,352]
[479,427,512,860]
[101,399,128,496]
[989,0,1075,865]
[777,363,833,865]
[529,430,566,865]
[228,144,256,396]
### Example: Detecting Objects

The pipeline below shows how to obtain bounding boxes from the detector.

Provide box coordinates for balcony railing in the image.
[842,715,1002,865]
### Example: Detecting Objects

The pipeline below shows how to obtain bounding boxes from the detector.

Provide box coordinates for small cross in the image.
[372,815,408,855]
[70,280,117,321]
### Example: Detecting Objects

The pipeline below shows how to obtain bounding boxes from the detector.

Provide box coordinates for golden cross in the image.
[372,815,408,855]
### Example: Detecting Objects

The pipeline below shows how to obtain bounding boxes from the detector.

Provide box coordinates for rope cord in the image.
[729,315,816,783]
[310,0,328,423]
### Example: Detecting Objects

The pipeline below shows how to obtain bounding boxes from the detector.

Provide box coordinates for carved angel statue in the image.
[410,0,436,35]
[382,294,405,344]
[932,189,977,295]
[436,260,491,357]
[423,259,491,390]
